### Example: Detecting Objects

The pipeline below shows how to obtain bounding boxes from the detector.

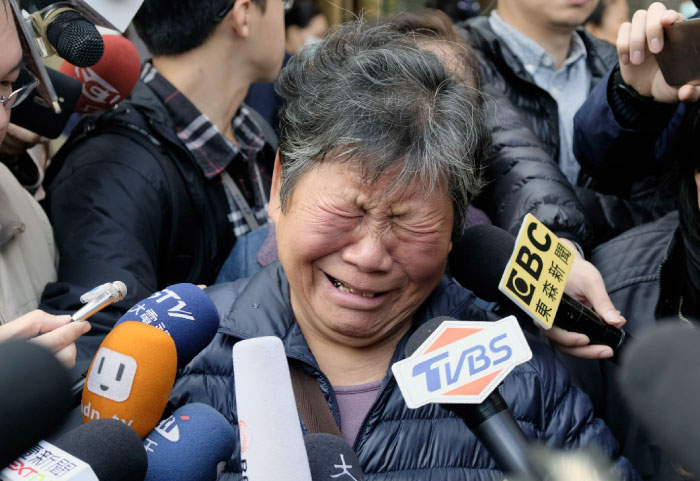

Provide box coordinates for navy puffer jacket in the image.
[169,263,639,480]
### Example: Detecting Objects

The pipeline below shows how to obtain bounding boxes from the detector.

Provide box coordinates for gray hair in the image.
[275,20,489,238]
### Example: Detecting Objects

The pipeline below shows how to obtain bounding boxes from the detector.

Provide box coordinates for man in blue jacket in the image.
[169,20,639,481]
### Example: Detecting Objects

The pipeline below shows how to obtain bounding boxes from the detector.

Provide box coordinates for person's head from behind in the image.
[584,0,629,44]
[132,0,286,83]
[269,21,488,349]
[284,0,329,55]
[382,9,480,90]
[497,0,600,36]
[0,0,22,145]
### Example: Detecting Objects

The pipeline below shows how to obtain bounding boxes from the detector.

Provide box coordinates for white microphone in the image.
[71,281,127,321]
[232,337,312,481]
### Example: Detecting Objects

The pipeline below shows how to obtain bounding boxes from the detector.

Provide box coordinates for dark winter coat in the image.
[169,262,640,481]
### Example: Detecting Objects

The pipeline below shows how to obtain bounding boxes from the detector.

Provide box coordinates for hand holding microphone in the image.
[72,280,127,322]
[0,310,90,368]
[450,221,631,360]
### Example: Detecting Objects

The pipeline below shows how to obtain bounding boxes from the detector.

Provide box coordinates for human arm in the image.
[0,310,91,368]
[39,133,169,361]
[574,3,699,185]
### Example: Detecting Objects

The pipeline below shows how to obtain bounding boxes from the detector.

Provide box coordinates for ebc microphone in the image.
[304,433,365,481]
[115,283,220,368]
[0,341,71,470]
[392,316,541,477]
[143,403,235,481]
[449,223,629,355]
[232,337,312,481]
[81,321,177,438]
[1,418,147,481]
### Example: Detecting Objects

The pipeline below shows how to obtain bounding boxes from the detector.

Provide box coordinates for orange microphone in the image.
[81,321,177,438]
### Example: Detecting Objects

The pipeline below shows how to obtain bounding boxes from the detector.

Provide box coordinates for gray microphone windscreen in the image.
[618,322,700,476]
[304,433,365,481]
[54,418,147,481]
[0,340,71,469]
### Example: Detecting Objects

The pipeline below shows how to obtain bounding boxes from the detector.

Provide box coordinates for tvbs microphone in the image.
[449,224,630,356]
[59,33,140,114]
[392,316,541,478]
[0,341,71,470]
[304,434,365,481]
[81,322,177,438]
[233,336,313,481]
[26,2,105,66]
[618,323,700,477]
[143,403,235,481]
[115,283,220,368]
[1,418,147,481]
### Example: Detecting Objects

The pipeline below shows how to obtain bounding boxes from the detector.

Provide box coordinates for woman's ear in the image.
[268,150,283,223]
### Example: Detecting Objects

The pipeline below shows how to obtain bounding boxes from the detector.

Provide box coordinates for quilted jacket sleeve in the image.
[500,336,641,480]
[478,84,593,247]
[39,133,171,362]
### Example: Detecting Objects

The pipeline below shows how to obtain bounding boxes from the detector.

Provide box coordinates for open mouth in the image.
[326,273,385,299]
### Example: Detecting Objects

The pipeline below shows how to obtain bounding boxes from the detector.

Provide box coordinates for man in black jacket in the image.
[40,0,285,363]
[459,1,628,359]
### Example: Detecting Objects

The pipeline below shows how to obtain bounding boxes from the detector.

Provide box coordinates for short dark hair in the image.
[133,0,267,56]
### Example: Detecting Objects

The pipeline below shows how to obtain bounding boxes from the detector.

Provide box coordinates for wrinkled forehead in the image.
[0,2,22,78]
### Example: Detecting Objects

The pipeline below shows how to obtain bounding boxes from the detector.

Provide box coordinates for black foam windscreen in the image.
[405,315,455,356]
[54,418,148,481]
[46,10,104,67]
[618,323,700,476]
[449,224,515,301]
[304,433,365,481]
[0,340,72,469]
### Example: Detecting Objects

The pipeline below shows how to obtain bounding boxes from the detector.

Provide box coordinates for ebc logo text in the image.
[392,316,532,408]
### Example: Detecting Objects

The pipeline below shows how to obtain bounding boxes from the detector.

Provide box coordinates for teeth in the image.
[330,277,377,298]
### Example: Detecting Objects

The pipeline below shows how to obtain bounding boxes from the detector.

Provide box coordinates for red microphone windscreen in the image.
[59,34,140,114]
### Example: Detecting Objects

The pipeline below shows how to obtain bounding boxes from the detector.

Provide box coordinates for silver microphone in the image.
[71,281,127,321]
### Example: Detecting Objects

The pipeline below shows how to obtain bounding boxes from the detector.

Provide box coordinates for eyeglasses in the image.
[0,70,39,111]
[213,0,294,23]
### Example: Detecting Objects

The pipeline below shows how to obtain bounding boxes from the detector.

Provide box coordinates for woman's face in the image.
[269,157,454,349]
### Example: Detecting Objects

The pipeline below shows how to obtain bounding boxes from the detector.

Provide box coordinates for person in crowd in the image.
[0,0,57,325]
[169,20,639,480]
[457,0,643,359]
[245,0,329,131]
[39,0,287,363]
[585,0,629,44]
[566,4,700,479]
[0,0,88,368]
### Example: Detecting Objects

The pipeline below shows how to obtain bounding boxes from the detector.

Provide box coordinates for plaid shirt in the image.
[141,63,270,237]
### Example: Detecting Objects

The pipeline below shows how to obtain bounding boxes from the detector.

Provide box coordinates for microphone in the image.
[71,281,127,322]
[618,323,700,476]
[1,418,148,481]
[450,224,629,355]
[59,33,140,114]
[143,403,236,481]
[114,283,220,368]
[393,316,541,477]
[71,283,219,408]
[304,433,365,481]
[0,341,71,470]
[28,4,104,67]
[81,321,177,438]
[232,336,313,481]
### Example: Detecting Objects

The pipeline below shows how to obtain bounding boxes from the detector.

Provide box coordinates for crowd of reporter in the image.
[1,0,698,479]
